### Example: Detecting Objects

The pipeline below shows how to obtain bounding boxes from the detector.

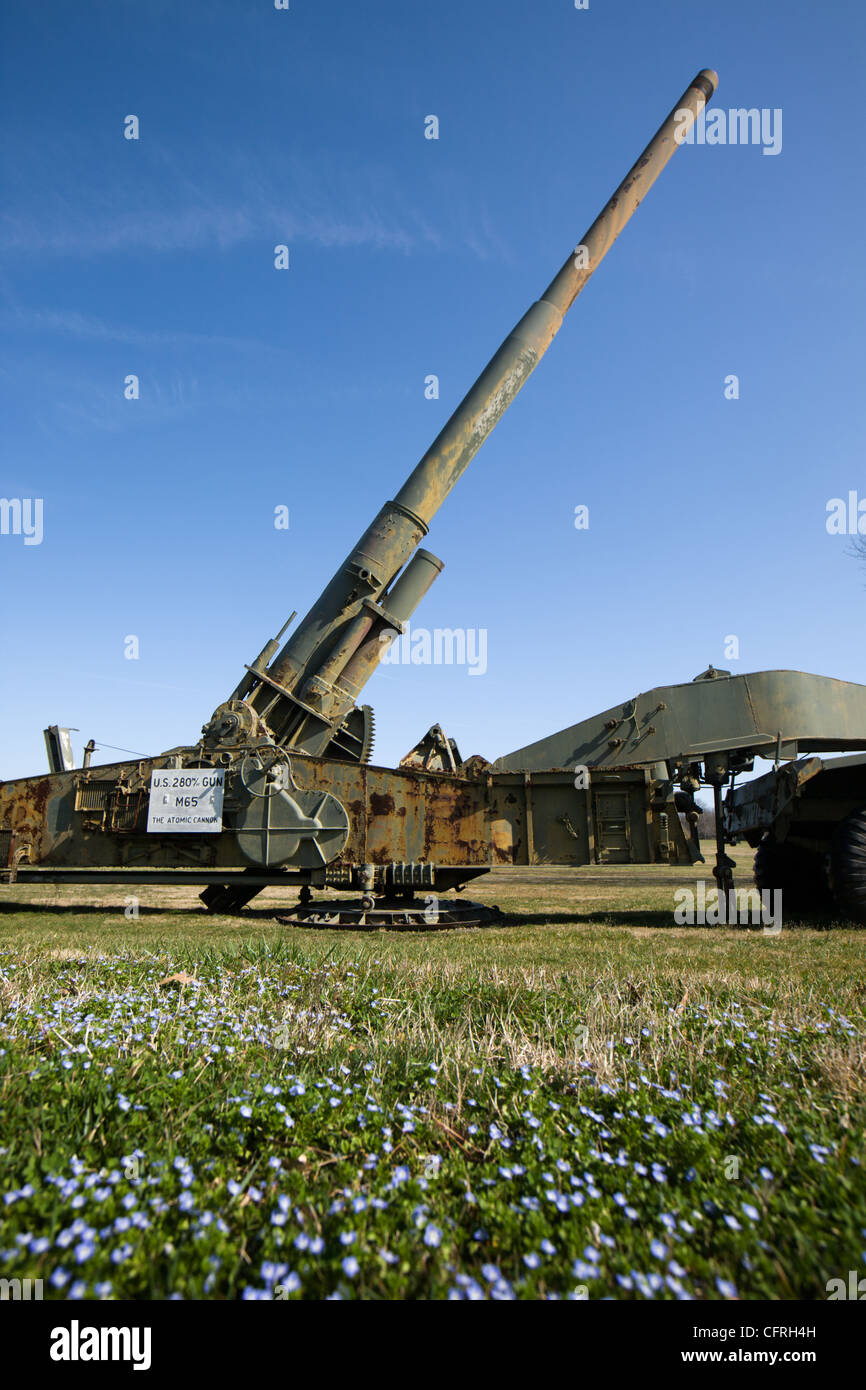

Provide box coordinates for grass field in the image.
[1,846,864,1302]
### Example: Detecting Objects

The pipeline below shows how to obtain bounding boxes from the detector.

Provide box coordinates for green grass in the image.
[1,855,864,1301]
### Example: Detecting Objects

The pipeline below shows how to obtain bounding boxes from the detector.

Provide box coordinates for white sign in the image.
[147,769,224,833]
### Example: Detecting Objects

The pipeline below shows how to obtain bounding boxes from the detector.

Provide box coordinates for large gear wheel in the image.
[323,704,375,764]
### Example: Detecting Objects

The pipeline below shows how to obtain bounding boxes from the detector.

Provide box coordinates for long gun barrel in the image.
[211,69,719,761]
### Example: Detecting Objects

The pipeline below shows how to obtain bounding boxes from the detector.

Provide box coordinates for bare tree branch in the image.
[847,534,866,582]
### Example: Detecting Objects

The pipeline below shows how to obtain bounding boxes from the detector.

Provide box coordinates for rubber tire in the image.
[827,808,866,925]
[753,836,830,918]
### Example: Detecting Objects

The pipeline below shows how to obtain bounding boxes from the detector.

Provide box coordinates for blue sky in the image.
[1,0,864,781]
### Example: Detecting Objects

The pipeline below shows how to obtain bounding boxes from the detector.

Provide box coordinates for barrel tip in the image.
[694,68,719,98]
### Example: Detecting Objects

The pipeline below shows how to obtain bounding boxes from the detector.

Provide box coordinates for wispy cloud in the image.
[0,138,445,258]
[0,200,429,258]
[0,304,269,352]
[0,133,506,262]
[0,303,278,353]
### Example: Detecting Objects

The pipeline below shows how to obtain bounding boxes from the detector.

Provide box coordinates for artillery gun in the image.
[0,70,720,922]
[5,69,865,927]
